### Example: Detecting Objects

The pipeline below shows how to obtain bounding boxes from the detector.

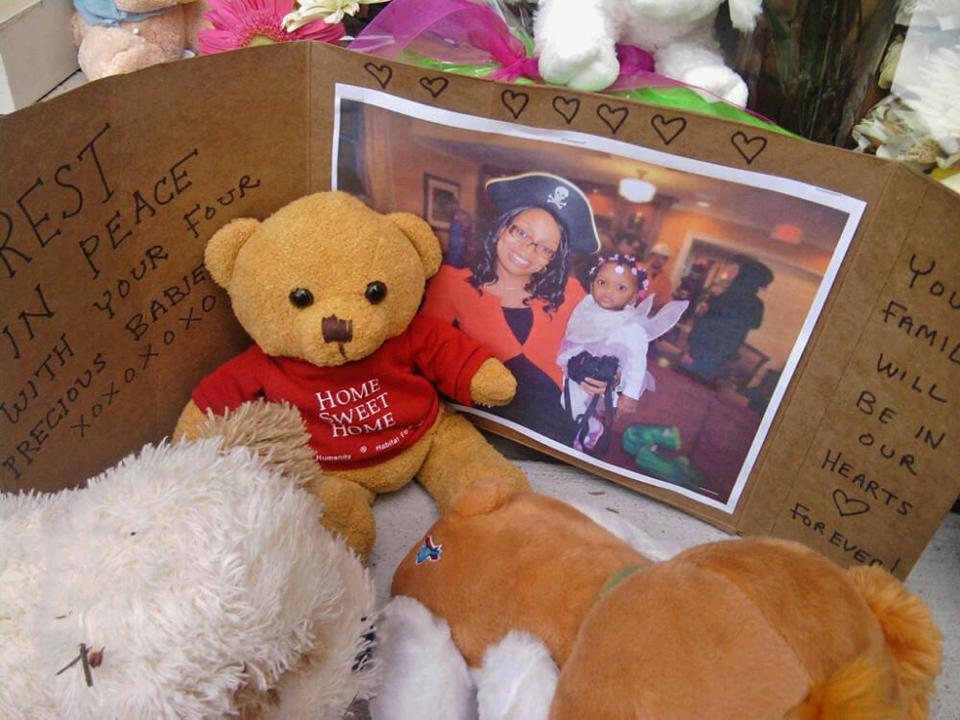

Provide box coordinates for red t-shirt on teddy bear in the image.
[192,314,493,469]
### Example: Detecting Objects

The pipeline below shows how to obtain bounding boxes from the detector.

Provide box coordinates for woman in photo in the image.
[420,172,601,443]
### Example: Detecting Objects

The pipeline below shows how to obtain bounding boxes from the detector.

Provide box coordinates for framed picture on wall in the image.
[423,174,461,230]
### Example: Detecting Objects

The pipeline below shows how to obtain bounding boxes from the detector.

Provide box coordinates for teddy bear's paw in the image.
[474,631,557,720]
[469,358,517,407]
[681,65,749,107]
[369,597,477,720]
[538,43,620,91]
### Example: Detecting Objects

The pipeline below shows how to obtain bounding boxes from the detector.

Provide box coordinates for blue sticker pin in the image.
[416,535,442,565]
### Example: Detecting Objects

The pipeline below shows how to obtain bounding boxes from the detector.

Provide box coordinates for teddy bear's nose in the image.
[322,315,353,344]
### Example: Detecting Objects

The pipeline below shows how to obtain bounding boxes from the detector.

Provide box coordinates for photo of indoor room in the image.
[336,99,852,504]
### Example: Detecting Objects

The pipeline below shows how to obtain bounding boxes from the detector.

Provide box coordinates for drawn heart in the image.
[363,62,393,89]
[419,76,449,98]
[597,103,628,134]
[832,489,870,518]
[651,114,686,146]
[552,96,580,125]
[730,131,767,164]
[501,90,530,119]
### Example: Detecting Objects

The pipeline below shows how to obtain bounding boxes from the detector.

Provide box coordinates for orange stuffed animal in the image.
[373,480,942,720]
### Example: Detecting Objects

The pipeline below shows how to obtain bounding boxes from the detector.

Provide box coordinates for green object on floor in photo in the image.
[621,424,681,454]
[621,424,704,490]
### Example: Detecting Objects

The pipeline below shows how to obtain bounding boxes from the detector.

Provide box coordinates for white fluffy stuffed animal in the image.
[532,0,763,105]
[0,402,377,720]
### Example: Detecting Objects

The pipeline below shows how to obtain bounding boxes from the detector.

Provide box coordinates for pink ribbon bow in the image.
[350,0,656,88]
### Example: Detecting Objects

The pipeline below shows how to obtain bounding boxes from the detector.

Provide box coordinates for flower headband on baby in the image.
[589,254,650,292]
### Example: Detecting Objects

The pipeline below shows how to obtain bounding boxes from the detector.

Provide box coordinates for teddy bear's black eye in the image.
[289,288,314,308]
[365,281,387,304]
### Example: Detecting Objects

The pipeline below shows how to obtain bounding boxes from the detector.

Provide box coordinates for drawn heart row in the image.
[504,91,630,135]
[552,101,687,146]
[365,66,768,164]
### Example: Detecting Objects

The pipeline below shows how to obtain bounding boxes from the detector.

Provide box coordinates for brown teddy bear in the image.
[380,479,942,719]
[176,192,528,556]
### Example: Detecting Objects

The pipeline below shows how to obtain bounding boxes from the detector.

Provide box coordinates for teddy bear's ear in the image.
[728,0,763,31]
[450,477,513,517]
[204,218,260,288]
[387,212,442,278]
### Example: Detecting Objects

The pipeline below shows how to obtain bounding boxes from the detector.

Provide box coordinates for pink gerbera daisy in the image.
[198,0,345,55]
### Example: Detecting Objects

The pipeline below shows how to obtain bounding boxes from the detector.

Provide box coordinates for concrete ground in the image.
[366,443,959,719]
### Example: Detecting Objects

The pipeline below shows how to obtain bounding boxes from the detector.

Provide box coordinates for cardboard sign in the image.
[1,43,956,578]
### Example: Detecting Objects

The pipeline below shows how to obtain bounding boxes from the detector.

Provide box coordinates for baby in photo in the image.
[558,254,687,452]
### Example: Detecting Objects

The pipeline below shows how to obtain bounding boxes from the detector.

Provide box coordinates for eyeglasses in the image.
[506,223,558,260]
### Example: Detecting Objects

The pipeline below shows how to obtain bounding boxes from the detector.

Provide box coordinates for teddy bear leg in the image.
[72,6,186,81]
[73,22,166,80]
[418,411,528,513]
[173,399,206,440]
[316,476,376,557]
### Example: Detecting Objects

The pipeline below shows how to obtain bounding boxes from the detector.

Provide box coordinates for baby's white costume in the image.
[558,294,688,431]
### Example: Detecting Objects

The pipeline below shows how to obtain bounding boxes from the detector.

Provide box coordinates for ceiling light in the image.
[771,224,803,244]
[618,178,656,203]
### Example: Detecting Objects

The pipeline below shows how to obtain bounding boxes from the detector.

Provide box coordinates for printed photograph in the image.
[332,85,865,512]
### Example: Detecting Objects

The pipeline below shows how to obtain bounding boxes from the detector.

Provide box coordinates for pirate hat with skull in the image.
[485,172,601,254]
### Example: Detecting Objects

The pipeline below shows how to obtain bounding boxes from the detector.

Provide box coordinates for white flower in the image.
[283,0,386,31]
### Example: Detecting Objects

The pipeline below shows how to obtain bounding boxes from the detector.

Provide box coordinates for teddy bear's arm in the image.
[184,345,270,432]
[469,358,516,408]
[408,315,515,407]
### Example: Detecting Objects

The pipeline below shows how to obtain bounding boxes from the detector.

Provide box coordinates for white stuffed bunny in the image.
[532,0,763,106]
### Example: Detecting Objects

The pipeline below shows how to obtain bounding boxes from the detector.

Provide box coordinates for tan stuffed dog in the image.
[176,193,528,556]
[380,480,942,720]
